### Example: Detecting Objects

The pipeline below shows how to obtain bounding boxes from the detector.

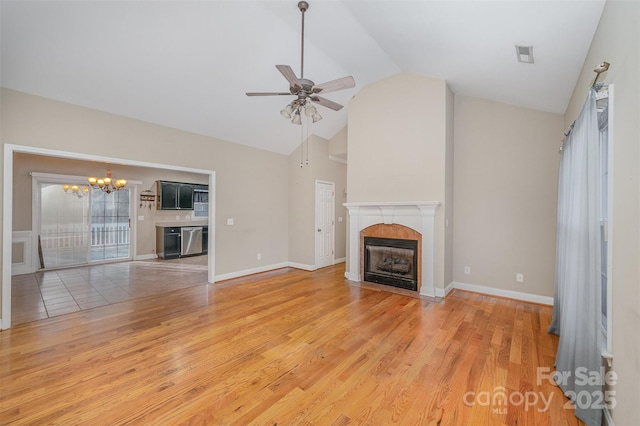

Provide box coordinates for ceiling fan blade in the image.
[312,76,355,94]
[246,92,291,96]
[276,65,301,89]
[310,96,344,111]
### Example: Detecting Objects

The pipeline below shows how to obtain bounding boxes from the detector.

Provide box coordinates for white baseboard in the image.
[434,287,446,298]
[215,262,290,281]
[334,257,346,264]
[451,281,553,305]
[344,271,359,282]
[337,276,551,305]
[287,262,317,271]
[134,253,158,261]
[444,281,456,296]
[214,260,353,282]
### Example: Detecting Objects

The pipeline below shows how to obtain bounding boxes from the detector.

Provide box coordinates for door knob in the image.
[317,228,321,232]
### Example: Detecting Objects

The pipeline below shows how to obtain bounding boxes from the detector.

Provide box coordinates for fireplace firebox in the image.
[364,237,418,291]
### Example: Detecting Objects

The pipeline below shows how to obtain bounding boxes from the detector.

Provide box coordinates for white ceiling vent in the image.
[516,45,534,64]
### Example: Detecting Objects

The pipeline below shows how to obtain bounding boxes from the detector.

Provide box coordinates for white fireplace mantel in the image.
[343,201,440,297]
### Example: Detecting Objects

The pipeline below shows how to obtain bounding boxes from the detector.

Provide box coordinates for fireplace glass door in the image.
[364,237,418,291]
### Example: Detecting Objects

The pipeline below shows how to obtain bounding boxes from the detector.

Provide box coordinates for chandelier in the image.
[87,168,127,194]
[280,98,322,125]
[62,184,89,198]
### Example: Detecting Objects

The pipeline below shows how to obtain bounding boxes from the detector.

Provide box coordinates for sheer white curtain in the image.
[548,88,602,426]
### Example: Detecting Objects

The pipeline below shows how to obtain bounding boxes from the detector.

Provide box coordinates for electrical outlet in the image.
[516,273,524,283]
[464,266,471,275]
[257,253,262,260]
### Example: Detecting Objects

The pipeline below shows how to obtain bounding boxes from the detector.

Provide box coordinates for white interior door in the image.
[315,180,335,269]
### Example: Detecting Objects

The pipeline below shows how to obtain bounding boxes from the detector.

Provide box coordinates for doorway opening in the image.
[2,144,216,330]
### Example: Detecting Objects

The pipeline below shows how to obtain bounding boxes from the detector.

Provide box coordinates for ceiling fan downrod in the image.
[299,1,308,79]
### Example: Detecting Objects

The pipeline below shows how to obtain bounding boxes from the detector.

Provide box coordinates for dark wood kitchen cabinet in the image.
[202,226,208,254]
[157,181,194,210]
[156,226,181,259]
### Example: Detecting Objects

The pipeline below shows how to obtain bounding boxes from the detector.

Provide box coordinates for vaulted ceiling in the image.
[1,0,605,155]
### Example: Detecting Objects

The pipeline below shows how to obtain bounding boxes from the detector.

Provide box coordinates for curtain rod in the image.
[592,62,610,87]
[559,62,610,151]
[560,83,609,151]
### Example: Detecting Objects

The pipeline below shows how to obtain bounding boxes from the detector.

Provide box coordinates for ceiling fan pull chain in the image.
[300,119,304,168]
[306,115,310,165]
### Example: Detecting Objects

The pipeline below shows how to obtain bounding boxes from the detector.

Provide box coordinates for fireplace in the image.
[364,237,418,291]
[344,201,440,297]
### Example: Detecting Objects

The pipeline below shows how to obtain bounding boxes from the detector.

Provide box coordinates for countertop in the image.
[156,221,208,228]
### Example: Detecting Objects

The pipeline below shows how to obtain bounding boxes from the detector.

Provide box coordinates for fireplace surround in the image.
[343,201,440,297]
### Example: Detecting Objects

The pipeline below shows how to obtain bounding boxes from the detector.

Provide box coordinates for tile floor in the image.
[11,257,208,326]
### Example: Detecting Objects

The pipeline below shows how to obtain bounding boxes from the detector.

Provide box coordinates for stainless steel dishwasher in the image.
[180,227,203,256]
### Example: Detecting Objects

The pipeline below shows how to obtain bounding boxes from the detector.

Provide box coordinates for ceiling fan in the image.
[246,1,355,124]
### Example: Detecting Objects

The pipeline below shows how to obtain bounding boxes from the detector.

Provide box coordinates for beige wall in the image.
[328,126,348,159]
[453,96,563,297]
[347,74,448,202]
[12,153,209,257]
[347,73,450,290]
[1,88,290,293]
[444,85,455,287]
[563,1,640,423]
[288,134,347,266]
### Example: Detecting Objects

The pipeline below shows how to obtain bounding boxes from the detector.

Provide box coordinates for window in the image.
[90,187,131,261]
[597,84,613,362]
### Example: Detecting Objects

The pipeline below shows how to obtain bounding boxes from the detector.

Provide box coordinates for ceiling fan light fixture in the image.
[280,104,293,119]
[245,1,354,125]
[291,110,302,125]
[304,103,317,117]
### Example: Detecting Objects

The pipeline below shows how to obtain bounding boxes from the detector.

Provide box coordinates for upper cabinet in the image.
[157,181,194,210]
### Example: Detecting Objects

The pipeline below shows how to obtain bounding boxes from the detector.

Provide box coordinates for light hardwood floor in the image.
[0,264,582,425]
